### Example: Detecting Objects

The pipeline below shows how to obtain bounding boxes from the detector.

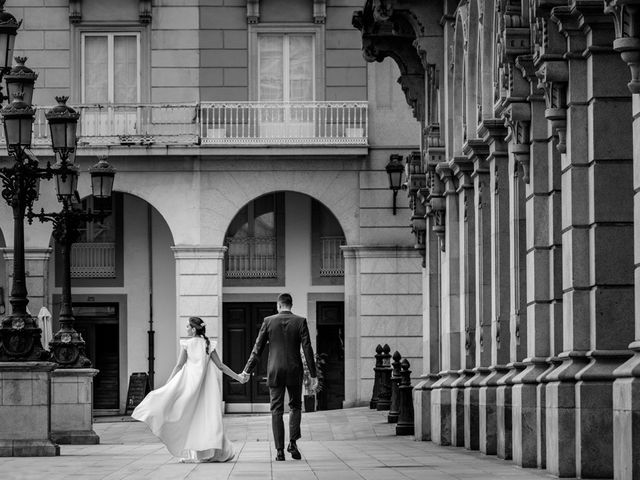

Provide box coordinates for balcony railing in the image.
[200,101,368,146]
[28,103,200,146]
[225,236,277,279]
[320,236,345,277]
[70,242,116,278]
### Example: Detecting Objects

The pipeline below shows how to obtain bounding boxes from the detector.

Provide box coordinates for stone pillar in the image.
[452,156,478,450]
[607,2,640,477]
[50,368,99,444]
[172,245,225,353]
[480,120,513,460]
[555,7,634,478]
[342,247,360,407]
[413,173,442,439]
[0,362,59,456]
[465,139,494,454]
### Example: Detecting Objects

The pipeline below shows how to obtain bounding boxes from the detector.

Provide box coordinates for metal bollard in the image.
[369,344,384,409]
[387,350,402,422]
[396,358,415,435]
[376,344,392,411]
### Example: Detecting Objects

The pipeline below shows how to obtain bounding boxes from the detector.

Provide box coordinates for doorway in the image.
[73,303,120,413]
[223,302,277,404]
[316,301,344,410]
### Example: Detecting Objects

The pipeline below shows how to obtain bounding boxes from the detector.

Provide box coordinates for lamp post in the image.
[385,154,404,215]
[0,48,56,361]
[26,100,116,367]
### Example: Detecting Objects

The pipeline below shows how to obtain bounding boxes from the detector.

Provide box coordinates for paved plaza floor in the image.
[1,407,564,480]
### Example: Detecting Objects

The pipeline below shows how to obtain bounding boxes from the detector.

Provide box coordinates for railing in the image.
[200,101,368,146]
[320,236,345,277]
[11,101,368,148]
[70,242,116,278]
[28,103,199,146]
[225,236,277,279]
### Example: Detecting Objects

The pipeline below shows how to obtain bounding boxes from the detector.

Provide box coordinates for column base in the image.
[574,350,632,479]
[50,430,99,445]
[0,440,60,457]
[430,371,457,446]
[479,366,502,455]
[496,364,519,460]
[511,357,549,468]
[464,367,490,450]
[451,369,473,447]
[613,342,640,480]
[413,373,440,441]
[545,351,589,478]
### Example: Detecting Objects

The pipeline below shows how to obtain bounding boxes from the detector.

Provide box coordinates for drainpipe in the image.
[147,204,155,389]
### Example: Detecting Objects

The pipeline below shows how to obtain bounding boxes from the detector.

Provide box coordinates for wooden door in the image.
[316,302,345,410]
[73,303,119,410]
[223,302,276,403]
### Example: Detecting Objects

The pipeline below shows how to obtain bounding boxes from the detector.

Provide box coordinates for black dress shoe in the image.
[275,449,285,461]
[287,441,301,460]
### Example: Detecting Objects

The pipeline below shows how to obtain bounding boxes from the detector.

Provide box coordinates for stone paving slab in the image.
[0,407,571,480]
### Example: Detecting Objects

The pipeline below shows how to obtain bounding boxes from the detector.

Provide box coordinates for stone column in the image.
[510,56,554,469]
[439,162,465,446]
[172,245,225,349]
[555,7,634,478]
[464,139,494,454]
[606,2,640,478]
[480,120,513,460]
[342,247,361,408]
[451,156,477,450]
[414,156,443,440]
[430,162,460,446]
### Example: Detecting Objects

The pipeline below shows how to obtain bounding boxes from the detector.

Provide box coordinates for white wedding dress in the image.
[132,337,235,462]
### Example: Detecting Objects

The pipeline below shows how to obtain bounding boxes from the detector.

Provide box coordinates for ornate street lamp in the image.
[89,157,116,198]
[385,154,404,215]
[5,56,36,106]
[0,57,54,361]
[0,1,20,76]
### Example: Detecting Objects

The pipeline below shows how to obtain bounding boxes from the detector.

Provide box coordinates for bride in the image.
[132,316,247,462]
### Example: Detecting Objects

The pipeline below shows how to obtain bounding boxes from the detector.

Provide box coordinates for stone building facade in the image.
[352,0,640,478]
[0,0,423,414]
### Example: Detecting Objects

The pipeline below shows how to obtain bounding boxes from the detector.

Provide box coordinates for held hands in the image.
[238,371,250,384]
[310,377,318,394]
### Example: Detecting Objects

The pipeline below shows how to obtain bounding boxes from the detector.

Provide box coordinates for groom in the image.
[241,293,317,461]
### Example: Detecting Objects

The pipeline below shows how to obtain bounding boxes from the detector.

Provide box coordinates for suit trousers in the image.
[269,383,302,450]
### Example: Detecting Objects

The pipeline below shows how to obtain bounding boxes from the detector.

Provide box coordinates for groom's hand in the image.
[239,371,250,384]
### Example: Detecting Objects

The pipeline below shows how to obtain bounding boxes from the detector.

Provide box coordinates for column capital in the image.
[450,156,474,189]
[171,245,227,260]
[605,0,640,93]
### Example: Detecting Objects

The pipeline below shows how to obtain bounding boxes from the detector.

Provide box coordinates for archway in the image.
[47,191,176,413]
[221,191,346,412]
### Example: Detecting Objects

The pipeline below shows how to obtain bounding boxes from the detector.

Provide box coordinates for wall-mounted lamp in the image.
[385,154,404,215]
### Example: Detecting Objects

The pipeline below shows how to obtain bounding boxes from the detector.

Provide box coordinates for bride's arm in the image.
[168,348,187,381]
[209,349,244,382]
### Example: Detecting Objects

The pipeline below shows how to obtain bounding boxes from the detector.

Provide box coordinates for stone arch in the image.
[466,0,480,137]
[480,0,497,122]
[452,9,468,153]
[198,170,359,247]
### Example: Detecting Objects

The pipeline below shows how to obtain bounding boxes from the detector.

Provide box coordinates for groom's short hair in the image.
[278,293,293,308]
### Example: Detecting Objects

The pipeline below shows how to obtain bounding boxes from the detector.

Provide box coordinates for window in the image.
[81,33,140,103]
[258,34,314,102]
[70,196,116,279]
[224,193,285,284]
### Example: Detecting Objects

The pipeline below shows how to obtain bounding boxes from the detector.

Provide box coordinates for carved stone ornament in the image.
[247,0,259,24]
[313,0,326,24]
[605,0,640,94]
[139,0,152,24]
[69,0,82,23]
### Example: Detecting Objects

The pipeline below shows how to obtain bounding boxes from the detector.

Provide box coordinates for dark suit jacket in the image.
[243,310,316,387]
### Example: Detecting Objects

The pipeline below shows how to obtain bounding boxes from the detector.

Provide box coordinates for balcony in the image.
[17,101,367,150]
[70,242,116,278]
[320,236,345,277]
[225,236,278,279]
[200,101,368,146]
